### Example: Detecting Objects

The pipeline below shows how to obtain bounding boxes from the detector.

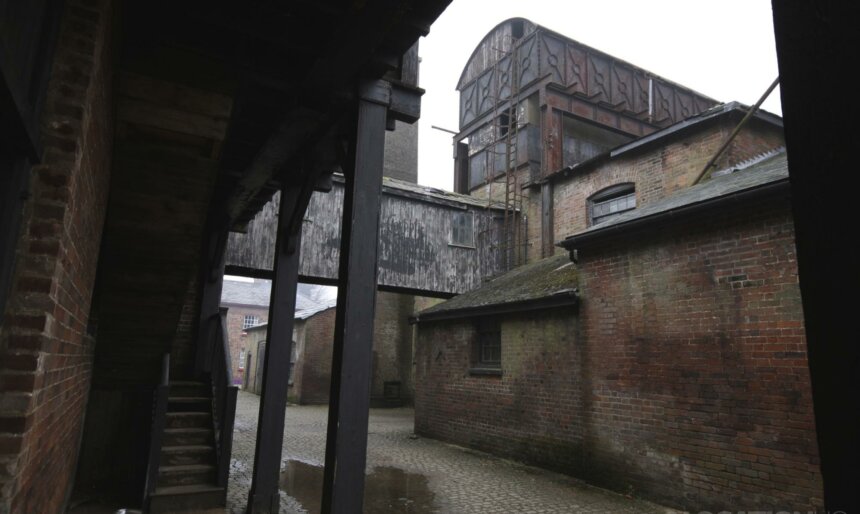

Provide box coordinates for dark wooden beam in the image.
[540,182,553,258]
[194,225,228,376]
[321,84,388,513]
[771,2,859,512]
[245,185,305,514]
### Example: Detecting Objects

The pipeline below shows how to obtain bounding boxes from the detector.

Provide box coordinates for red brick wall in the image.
[0,1,113,512]
[286,293,414,405]
[550,118,785,251]
[415,196,823,511]
[371,292,414,404]
[293,308,336,404]
[223,305,268,386]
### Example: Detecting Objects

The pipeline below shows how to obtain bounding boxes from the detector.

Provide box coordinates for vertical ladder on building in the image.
[499,35,524,271]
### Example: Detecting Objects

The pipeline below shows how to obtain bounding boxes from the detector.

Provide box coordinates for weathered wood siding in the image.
[226,182,507,295]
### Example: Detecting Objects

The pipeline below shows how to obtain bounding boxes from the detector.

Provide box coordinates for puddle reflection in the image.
[279,460,436,513]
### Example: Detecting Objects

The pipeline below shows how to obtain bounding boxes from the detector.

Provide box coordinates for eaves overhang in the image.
[409,289,578,324]
[558,178,790,252]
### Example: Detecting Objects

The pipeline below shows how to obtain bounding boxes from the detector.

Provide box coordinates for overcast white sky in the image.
[416,1,781,190]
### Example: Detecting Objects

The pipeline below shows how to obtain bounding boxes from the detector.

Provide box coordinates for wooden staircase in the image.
[149,381,225,513]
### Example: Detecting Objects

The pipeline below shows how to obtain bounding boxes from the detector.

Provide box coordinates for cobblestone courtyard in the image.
[228,392,676,513]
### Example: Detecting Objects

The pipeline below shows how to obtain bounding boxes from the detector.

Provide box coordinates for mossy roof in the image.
[415,253,578,320]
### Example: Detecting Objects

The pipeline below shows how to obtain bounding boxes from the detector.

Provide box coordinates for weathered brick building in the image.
[243,291,415,407]
[0,4,856,514]
[413,18,824,513]
[220,278,270,385]
[0,0,450,512]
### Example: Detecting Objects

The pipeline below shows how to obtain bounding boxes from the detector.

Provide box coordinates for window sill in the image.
[469,367,502,376]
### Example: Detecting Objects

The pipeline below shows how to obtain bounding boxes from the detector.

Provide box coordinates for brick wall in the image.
[0,1,113,513]
[169,274,199,379]
[415,196,823,511]
[370,292,414,404]
[383,121,418,183]
[224,305,268,386]
[415,310,582,462]
[293,309,336,404]
[550,118,785,253]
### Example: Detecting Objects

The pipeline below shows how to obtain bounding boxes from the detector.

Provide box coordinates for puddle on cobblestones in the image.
[280,459,436,513]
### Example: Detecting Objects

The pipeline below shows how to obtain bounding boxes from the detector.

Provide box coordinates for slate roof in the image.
[560,149,789,249]
[413,253,578,322]
[221,279,272,307]
[294,293,336,320]
[382,176,506,209]
[221,279,336,320]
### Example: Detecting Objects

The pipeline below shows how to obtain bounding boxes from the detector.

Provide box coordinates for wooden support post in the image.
[321,85,388,513]
[194,225,228,376]
[541,182,553,258]
[246,187,305,513]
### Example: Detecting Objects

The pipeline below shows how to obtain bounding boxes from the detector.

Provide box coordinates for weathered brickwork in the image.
[0,1,113,513]
[169,275,199,379]
[415,311,582,465]
[223,305,268,386]
[551,118,785,246]
[370,292,414,405]
[415,197,823,511]
[290,309,336,404]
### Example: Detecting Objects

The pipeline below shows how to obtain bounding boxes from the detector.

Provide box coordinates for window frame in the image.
[243,315,260,330]
[450,210,476,248]
[470,318,502,375]
[588,183,636,226]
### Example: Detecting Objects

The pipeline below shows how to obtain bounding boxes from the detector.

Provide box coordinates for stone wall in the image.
[415,195,823,511]
[0,1,113,512]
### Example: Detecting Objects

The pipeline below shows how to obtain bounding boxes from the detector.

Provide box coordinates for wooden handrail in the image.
[211,308,238,492]
[143,353,170,510]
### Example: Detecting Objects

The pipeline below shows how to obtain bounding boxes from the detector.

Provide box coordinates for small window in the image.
[238,348,246,370]
[451,211,475,247]
[471,318,501,373]
[589,183,636,226]
[243,315,259,329]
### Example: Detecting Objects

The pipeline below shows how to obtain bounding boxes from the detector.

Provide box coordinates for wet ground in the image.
[279,461,435,513]
[228,391,678,514]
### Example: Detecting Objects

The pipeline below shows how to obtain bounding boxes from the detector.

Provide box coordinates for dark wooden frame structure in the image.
[0,1,857,513]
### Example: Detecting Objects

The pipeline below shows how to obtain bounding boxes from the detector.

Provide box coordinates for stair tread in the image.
[169,381,207,386]
[166,412,209,416]
[159,463,215,473]
[161,445,213,452]
[151,484,223,496]
[164,427,210,433]
[168,396,210,401]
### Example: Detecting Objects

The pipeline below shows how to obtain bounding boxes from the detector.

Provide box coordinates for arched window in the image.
[588,183,636,226]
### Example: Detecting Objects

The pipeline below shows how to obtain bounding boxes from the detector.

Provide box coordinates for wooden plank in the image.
[225,183,507,295]
[194,227,227,376]
[118,72,233,118]
[321,92,387,513]
[541,182,553,258]
[117,98,229,141]
[246,186,305,514]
